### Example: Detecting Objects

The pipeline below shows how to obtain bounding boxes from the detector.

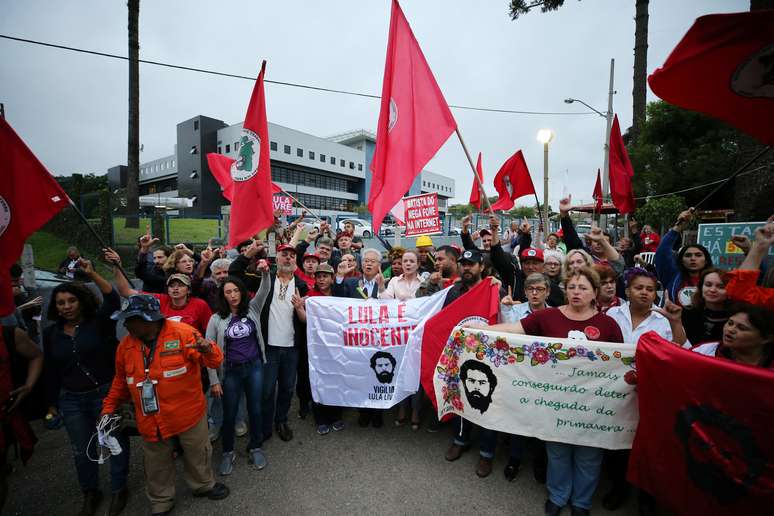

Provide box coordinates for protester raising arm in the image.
[649,292,688,346]
[103,249,140,297]
[488,215,517,292]
[558,196,584,252]
[587,226,624,274]
[134,225,166,292]
[460,215,477,251]
[655,208,693,295]
[723,222,774,310]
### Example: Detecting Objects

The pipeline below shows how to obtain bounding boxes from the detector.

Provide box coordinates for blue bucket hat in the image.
[111,294,165,322]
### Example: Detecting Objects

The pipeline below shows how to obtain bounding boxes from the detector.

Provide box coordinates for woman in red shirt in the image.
[488,267,623,516]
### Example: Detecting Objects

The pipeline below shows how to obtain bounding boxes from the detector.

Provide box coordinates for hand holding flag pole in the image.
[455,128,493,213]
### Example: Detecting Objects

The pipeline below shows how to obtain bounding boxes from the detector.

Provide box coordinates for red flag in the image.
[490,150,536,212]
[468,152,484,209]
[206,153,281,202]
[206,61,275,246]
[648,11,774,146]
[0,118,68,315]
[420,279,501,412]
[628,332,774,515]
[368,0,457,234]
[608,115,636,214]
[593,168,603,213]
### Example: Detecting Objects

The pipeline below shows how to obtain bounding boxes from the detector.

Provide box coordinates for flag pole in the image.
[67,198,134,286]
[276,187,325,223]
[693,146,771,209]
[532,192,544,235]
[455,128,493,213]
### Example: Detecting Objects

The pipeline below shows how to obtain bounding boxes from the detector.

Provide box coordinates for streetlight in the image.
[536,129,554,235]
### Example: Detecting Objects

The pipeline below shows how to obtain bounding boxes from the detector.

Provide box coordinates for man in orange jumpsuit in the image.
[102,295,228,516]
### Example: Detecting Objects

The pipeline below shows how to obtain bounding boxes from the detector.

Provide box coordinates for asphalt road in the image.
[5,401,643,516]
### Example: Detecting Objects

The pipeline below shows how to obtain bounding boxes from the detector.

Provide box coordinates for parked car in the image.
[338,218,373,239]
[295,217,322,232]
[448,227,462,236]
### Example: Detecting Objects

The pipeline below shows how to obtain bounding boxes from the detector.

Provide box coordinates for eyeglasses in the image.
[526,287,547,293]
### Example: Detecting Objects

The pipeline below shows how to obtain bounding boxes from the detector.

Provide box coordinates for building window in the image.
[358,164,363,171]
[309,151,315,160]
[330,156,335,165]
[171,159,175,167]
[349,162,354,169]
[270,141,277,151]
[340,159,345,167]
[218,146,222,154]
[284,145,291,154]
[297,148,303,157]
[320,154,326,162]
[234,141,240,150]
[225,144,231,153]
[194,120,199,131]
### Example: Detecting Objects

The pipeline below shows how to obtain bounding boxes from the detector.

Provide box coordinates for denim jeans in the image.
[453,418,498,459]
[262,345,298,437]
[59,384,130,493]
[221,359,264,452]
[207,390,246,428]
[546,442,604,510]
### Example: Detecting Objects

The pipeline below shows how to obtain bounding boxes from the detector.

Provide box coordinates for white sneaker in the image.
[235,421,248,437]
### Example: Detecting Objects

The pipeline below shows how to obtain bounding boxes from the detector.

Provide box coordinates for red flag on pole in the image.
[0,118,68,315]
[469,152,484,209]
[420,279,501,412]
[593,168,603,214]
[368,0,457,235]
[648,11,774,146]
[628,332,774,515]
[490,150,536,212]
[206,153,281,203]
[608,115,636,214]
[205,61,275,247]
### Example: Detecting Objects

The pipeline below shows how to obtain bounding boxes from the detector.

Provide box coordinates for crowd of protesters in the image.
[1,204,772,516]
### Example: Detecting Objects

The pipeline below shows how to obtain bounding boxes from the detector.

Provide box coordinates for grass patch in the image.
[113,217,222,245]
[25,231,112,276]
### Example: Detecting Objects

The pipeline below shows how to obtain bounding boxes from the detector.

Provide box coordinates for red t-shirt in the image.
[150,293,212,335]
[306,289,331,297]
[641,232,660,253]
[296,271,316,290]
[521,307,624,343]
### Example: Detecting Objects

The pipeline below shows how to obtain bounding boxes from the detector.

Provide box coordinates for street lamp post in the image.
[536,129,554,236]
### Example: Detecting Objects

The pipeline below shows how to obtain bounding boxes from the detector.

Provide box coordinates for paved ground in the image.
[6,402,643,516]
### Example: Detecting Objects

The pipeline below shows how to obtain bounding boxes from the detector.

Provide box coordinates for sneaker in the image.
[332,420,345,432]
[218,452,236,476]
[193,482,230,501]
[235,421,248,437]
[317,424,331,435]
[208,425,221,443]
[248,448,267,470]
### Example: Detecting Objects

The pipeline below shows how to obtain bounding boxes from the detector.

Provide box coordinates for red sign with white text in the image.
[403,192,442,237]
[272,195,293,215]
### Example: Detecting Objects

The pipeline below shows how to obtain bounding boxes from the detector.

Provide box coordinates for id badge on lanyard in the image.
[137,342,160,415]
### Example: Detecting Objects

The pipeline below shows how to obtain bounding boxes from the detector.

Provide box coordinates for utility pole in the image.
[601,58,615,231]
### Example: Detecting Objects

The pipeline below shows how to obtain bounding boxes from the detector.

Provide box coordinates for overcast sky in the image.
[1,0,749,209]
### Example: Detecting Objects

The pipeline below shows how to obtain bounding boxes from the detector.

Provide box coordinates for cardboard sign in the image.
[272,195,293,215]
[697,222,773,270]
[403,192,442,237]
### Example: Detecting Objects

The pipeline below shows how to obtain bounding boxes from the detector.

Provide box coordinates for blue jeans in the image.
[221,359,264,452]
[261,345,298,437]
[546,442,604,510]
[59,384,130,493]
[208,390,246,428]
[453,418,497,459]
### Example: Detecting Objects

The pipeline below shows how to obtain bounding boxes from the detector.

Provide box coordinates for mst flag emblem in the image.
[231,129,261,182]
[731,44,774,99]
[0,196,10,237]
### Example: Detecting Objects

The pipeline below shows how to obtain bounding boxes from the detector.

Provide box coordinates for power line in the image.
[634,163,770,200]
[0,33,599,117]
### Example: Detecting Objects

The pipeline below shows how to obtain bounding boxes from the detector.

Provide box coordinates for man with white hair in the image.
[195,250,233,312]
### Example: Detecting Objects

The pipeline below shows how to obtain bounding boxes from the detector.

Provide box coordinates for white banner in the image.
[306,289,448,408]
[434,327,639,449]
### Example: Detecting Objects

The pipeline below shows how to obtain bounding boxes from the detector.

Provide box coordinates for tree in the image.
[508,206,535,218]
[508,0,650,142]
[634,195,686,234]
[125,0,140,228]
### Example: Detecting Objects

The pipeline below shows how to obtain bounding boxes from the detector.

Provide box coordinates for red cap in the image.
[519,247,544,262]
[277,244,297,254]
[556,228,564,238]
[303,252,320,262]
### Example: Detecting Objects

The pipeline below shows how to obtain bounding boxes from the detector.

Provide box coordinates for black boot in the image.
[79,489,103,516]
[108,487,129,516]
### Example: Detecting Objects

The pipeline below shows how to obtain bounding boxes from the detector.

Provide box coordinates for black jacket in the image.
[332,276,380,300]
[134,252,166,293]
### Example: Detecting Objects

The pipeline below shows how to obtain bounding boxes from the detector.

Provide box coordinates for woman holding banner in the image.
[487,266,623,516]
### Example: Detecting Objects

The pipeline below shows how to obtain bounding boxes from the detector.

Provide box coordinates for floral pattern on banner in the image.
[436,329,636,413]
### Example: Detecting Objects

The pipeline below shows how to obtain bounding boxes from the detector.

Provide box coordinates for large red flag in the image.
[420,278,501,412]
[468,152,484,209]
[593,168,603,213]
[608,115,636,214]
[207,61,275,247]
[490,150,536,212]
[628,332,774,515]
[368,0,457,234]
[0,118,68,315]
[206,153,281,203]
[648,11,774,146]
